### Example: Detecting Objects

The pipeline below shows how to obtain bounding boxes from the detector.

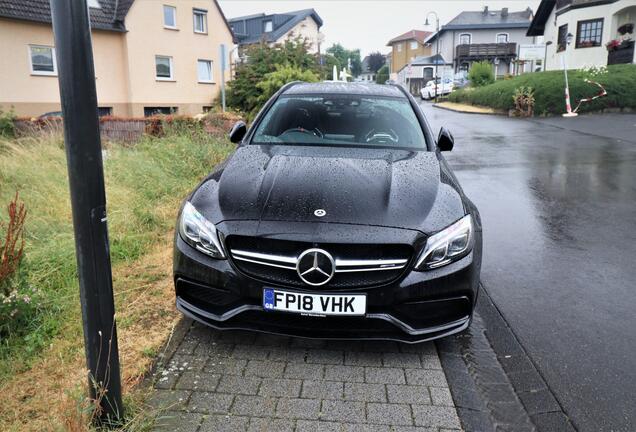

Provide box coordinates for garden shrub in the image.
[468,61,495,87]
[512,86,535,117]
[0,108,16,138]
[449,64,636,116]
[375,65,389,84]
[256,65,319,107]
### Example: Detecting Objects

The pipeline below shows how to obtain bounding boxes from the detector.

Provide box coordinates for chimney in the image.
[501,7,509,17]
[483,6,489,15]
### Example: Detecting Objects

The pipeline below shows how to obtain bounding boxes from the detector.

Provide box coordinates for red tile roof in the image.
[387,30,433,46]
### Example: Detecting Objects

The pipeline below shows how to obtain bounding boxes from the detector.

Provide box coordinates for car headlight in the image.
[415,215,473,270]
[179,202,226,259]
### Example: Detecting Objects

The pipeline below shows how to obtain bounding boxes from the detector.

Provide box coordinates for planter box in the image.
[608,41,635,65]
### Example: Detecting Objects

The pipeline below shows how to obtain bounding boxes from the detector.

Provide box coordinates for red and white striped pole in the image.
[562,33,578,118]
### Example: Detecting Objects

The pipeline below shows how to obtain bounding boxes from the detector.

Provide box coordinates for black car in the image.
[173,82,482,343]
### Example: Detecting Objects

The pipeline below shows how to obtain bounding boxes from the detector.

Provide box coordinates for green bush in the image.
[227,37,320,119]
[0,108,16,138]
[375,65,389,84]
[449,64,636,116]
[468,61,495,87]
[256,65,319,107]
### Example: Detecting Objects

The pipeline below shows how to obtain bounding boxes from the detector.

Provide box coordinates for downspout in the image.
[453,31,456,72]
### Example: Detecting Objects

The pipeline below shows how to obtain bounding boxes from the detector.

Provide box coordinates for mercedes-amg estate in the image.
[173,82,482,343]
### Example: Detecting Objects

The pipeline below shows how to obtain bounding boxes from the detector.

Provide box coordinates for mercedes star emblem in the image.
[314,209,326,217]
[296,248,335,286]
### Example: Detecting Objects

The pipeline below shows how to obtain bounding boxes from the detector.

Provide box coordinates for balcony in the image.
[456,43,517,60]
[607,40,635,65]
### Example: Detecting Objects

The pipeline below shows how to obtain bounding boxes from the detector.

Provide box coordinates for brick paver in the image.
[150,321,462,431]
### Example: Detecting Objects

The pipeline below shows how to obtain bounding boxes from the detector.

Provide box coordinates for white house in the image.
[527,0,636,70]
[228,9,323,55]
[424,7,537,78]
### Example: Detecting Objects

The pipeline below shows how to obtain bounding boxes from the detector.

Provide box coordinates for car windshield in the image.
[251,94,427,150]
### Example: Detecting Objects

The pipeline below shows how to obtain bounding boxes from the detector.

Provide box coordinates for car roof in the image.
[283,82,406,98]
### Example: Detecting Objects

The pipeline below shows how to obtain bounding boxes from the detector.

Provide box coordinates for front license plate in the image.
[263,288,366,317]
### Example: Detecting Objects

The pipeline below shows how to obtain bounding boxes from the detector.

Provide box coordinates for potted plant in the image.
[618,23,634,35]
[606,39,621,51]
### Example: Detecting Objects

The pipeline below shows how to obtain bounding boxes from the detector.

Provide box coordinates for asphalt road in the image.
[420,103,636,432]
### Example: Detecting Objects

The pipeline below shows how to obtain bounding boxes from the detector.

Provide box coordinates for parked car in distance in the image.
[173,81,482,343]
[38,111,63,119]
[453,76,470,89]
[420,78,454,100]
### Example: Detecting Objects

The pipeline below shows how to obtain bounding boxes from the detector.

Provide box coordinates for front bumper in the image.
[173,223,481,344]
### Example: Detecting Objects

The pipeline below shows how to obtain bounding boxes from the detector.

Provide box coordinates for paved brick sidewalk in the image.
[149,320,462,432]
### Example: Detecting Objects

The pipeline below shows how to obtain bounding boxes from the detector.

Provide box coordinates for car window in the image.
[251,94,427,150]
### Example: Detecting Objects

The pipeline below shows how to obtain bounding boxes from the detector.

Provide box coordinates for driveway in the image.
[422,103,636,432]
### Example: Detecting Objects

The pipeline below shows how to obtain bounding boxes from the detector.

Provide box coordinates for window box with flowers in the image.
[607,39,634,65]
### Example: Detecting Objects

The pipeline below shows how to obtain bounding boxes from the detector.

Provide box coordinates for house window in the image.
[193,9,207,33]
[264,20,273,32]
[155,55,173,80]
[163,5,177,29]
[496,33,509,43]
[144,107,178,117]
[459,33,471,45]
[197,59,213,82]
[410,41,418,50]
[98,107,112,117]
[576,18,603,48]
[557,24,568,52]
[397,43,402,52]
[29,45,57,75]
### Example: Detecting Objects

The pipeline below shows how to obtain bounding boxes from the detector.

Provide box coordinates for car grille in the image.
[225,235,413,290]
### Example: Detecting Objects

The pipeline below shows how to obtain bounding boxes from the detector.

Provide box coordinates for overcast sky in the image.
[218,0,541,56]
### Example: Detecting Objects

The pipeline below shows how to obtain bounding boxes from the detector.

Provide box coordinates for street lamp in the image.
[562,32,577,117]
[425,12,440,102]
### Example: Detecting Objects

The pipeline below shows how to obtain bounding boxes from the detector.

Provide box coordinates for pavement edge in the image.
[438,285,578,432]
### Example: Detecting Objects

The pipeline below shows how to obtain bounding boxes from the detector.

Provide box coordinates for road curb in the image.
[432,103,507,116]
[142,316,194,391]
[477,286,577,431]
[438,286,578,432]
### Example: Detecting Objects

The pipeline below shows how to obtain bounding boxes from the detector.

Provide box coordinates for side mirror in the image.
[229,120,247,143]
[437,127,454,152]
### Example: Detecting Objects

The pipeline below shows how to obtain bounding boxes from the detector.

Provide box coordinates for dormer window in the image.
[87,0,101,8]
[264,20,273,32]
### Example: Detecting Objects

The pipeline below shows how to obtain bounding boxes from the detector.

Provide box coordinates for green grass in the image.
[449,64,636,116]
[0,125,234,383]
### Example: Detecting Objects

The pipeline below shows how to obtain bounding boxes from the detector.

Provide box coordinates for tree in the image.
[326,43,362,77]
[375,65,390,84]
[367,52,385,73]
[321,54,341,80]
[468,61,495,87]
[227,37,319,118]
[256,66,319,107]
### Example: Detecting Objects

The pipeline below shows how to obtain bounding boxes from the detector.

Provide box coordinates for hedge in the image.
[448,64,636,116]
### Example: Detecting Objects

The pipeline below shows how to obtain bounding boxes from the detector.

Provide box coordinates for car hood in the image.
[190,145,466,233]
